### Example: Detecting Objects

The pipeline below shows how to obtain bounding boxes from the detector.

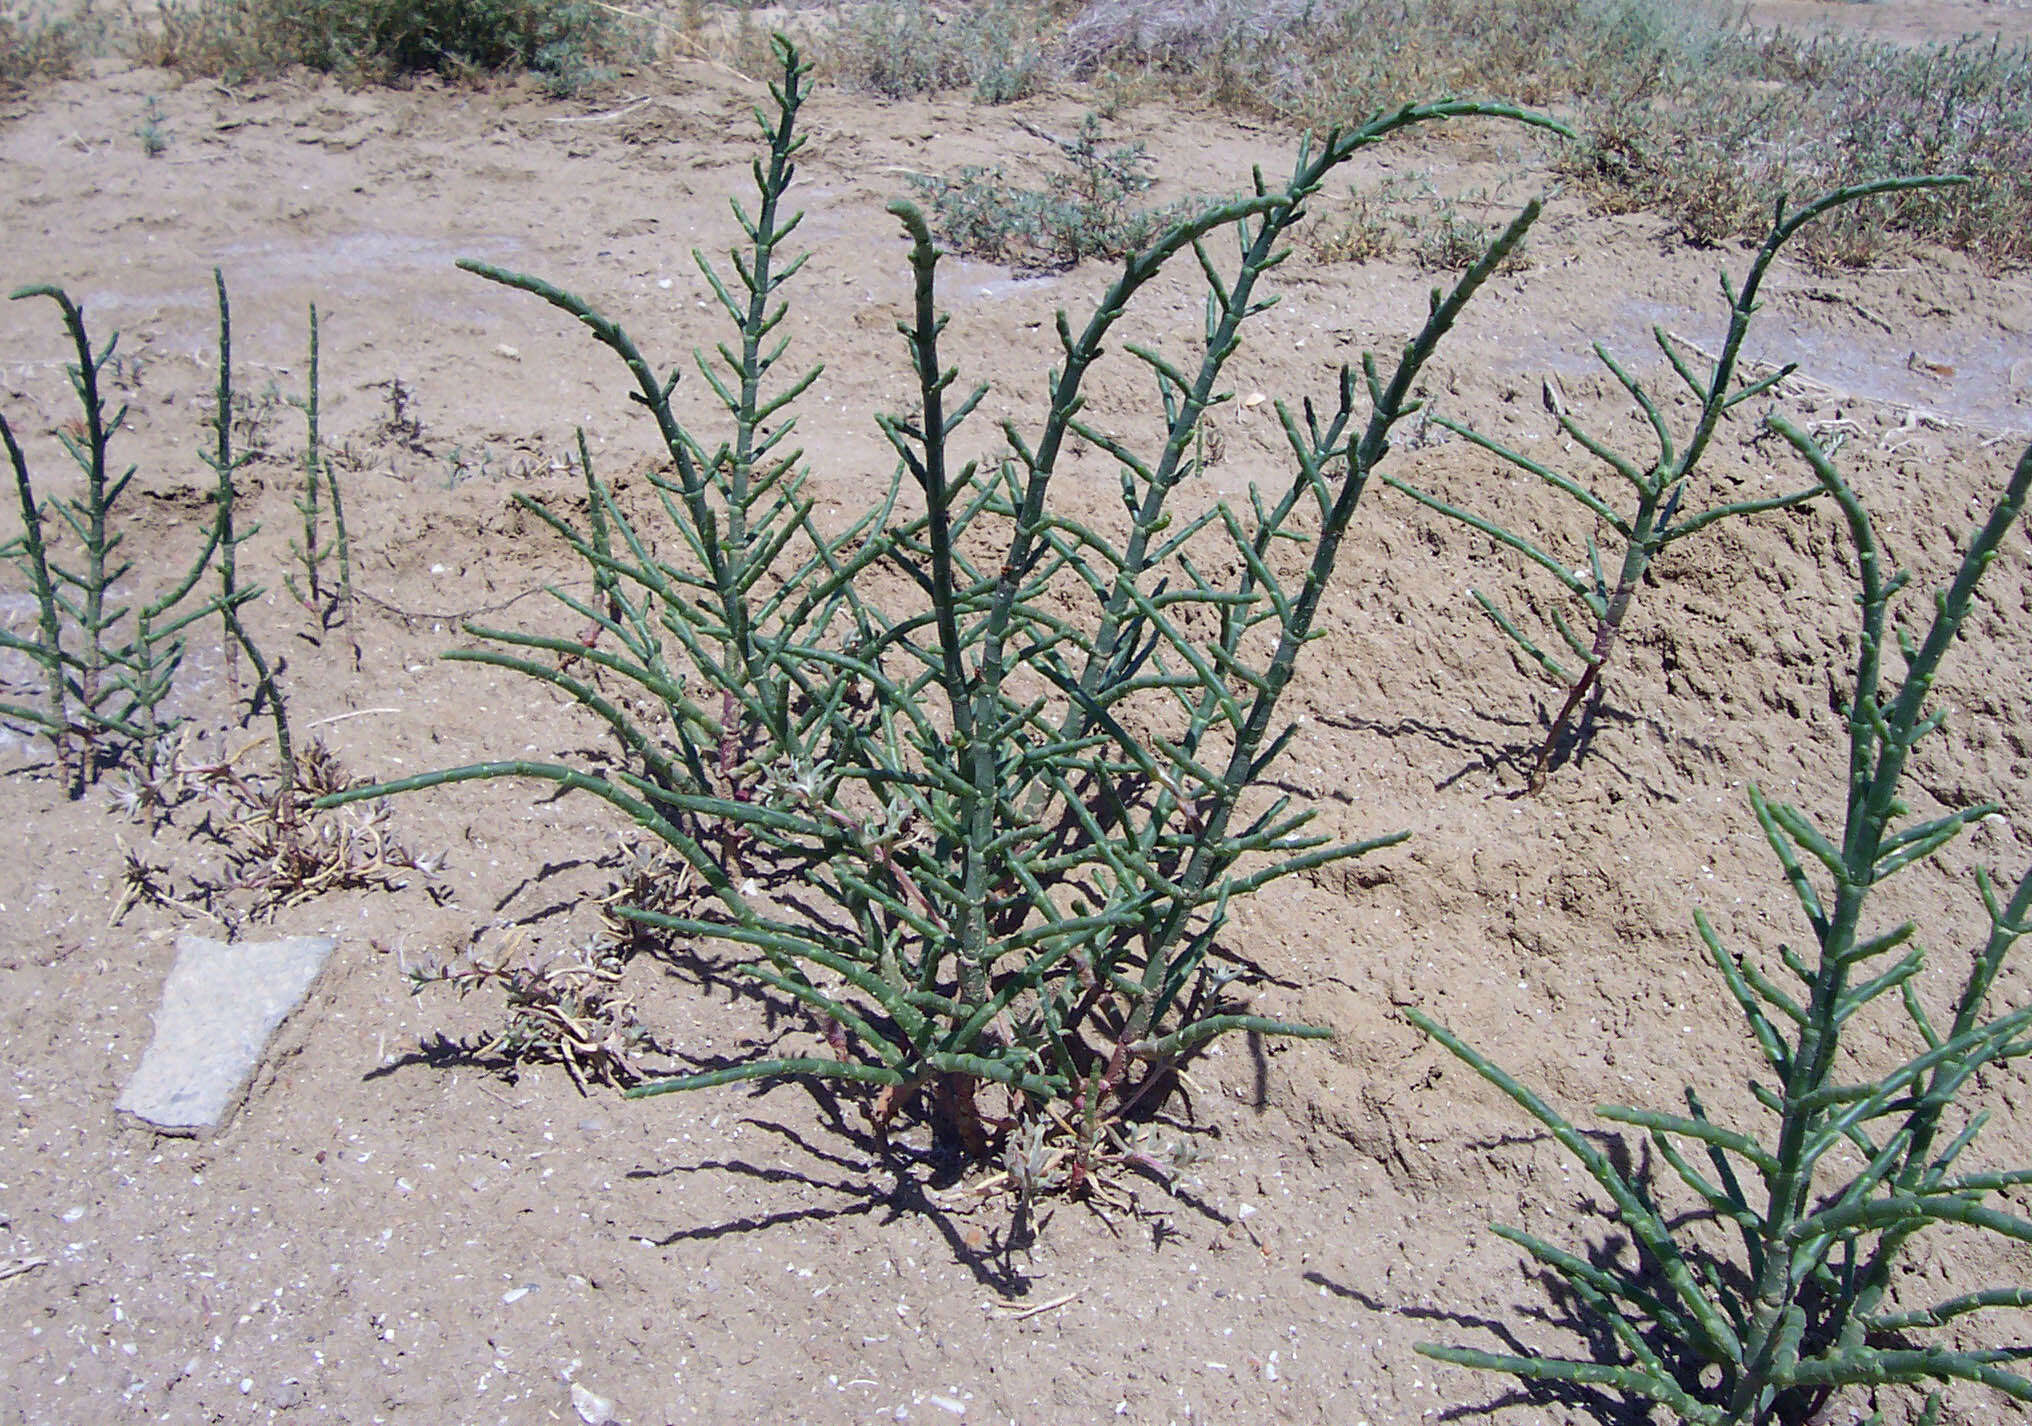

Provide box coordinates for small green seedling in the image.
[137,95,168,156]
[282,302,352,632]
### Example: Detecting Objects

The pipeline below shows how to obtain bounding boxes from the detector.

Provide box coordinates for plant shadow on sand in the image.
[1318,691,1708,800]
[1308,1131,1751,1426]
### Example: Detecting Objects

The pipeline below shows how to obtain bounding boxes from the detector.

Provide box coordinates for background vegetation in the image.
[8,0,2028,262]
[820,0,2032,266]
[147,0,634,90]
[0,0,93,88]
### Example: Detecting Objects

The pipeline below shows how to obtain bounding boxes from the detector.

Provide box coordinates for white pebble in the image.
[571,1382,617,1425]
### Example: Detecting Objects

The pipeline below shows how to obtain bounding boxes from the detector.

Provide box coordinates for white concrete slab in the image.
[117,933,337,1134]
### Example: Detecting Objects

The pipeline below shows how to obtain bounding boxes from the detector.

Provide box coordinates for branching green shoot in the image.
[1386,176,1968,790]
[283,301,352,631]
[1412,429,2032,1422]
[0,284,245,791]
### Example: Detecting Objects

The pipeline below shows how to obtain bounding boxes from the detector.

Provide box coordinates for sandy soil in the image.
[3,10,2032,1424]
[1744,0,2032,45]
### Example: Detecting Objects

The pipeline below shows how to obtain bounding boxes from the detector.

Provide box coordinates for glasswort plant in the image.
[281,301,352,632]
[323,37,1568,1168]
[1385,176,1967,790]
[0,284,248,792]
[1411,429,2032,1422]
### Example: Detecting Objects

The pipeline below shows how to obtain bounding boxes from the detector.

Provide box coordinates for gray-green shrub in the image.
[153,0,627,87]
[1056,0,2032,265]
[0,0,88,88]
[823,0,1050,102]
[821,0,969,97]
[913,114,1203,268]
